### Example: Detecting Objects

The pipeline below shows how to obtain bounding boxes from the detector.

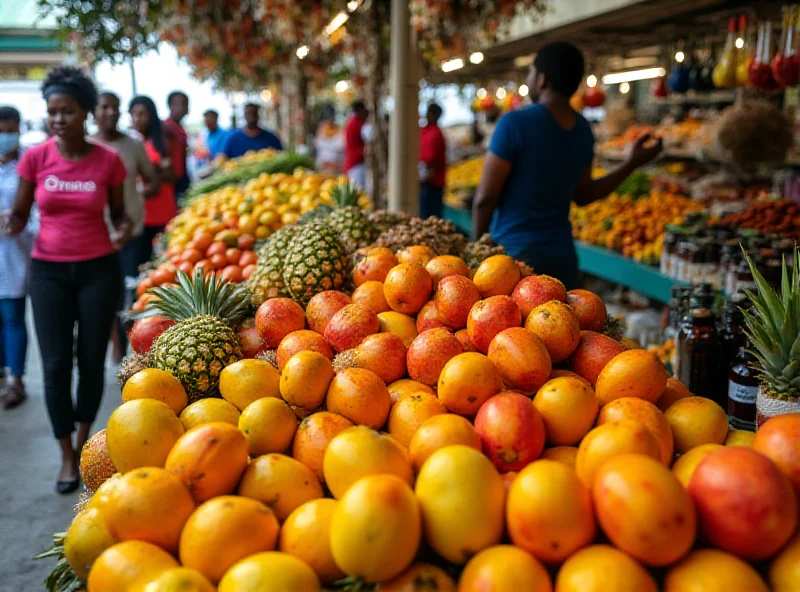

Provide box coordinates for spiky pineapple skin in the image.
[247,226,300,305]
[282,222,348,305]
[326,206,375,252]
[116,352,153,386]
[152,315,241,402]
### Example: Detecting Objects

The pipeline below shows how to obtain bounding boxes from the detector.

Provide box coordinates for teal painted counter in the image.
[443,204,683,303]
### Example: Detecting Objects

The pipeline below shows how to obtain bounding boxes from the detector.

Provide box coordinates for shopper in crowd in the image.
[222,103,283,158]
[0,106,33,410]
[162,91,190,198]
[130,95,178,264]
[343,100,369,190]
[419,103,447,219]
[314,106,343,174]
[203,109,229,160]
[91,91,159,361]
[473,41,662,289]
[4,67,130,493]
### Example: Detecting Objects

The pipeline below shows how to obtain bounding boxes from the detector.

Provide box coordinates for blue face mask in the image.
[0,132,19,155]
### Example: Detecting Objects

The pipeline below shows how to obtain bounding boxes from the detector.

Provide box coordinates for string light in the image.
[675,51,685,63]
[735,37,744,49]
[518,84,529,97]
[587,74,598,88]
[296,45,309,59]
[619,82,631,94]
[335,80,350,93]
[469,52,484,64]
[496,87,507,100]
[260,89,272,102]
[441,58,464,73]
[476,88,487,100]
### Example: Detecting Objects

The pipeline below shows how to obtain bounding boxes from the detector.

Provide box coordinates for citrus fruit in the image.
[769,531,800,592]
[179,398,240,430]
[437,352,503,416]
[325,367,392,429]
[275,329,333,371]
[467,295,522,354]
[87,540,179,592]
[435,275,481,329]
[426,255,471,286]
[387,392,447,448]
[754,413,800,495]
[122,368,188,414]
[408,414,482,472]
[353,332,408,384]
[555,544,658,592]
[569,331,626,386]
[106,399,185,473]
[566,289,607,332]
[472,255,521,297]
[664,397,729,454]
[511,275,567,319]
[292,411,354,483]
[305,290,352,335]
[664,549,769,592]
[532,376,598,446]
[239,397,298,456]
[671,443,723,487]
[596,397,674,465]
[488,327,552,393]
[525,300,581,363]
[725,429,756,447]
[387,378,435,403]
[279,499,344,585]
[540,446,578,467]
[219,359,280,410]
[575,421,662,487]
[475,392,546,472]
[459,545,552,592]
[595,349,667,405]
[377,311,418,347]
[139,567,215,592]
[324,302,380,352]
[406,328,463,387]
[378,562,456,592]
[217,551,320,592]
[656,378,692,411]
[383,264,433,315]
[65,508,117,581]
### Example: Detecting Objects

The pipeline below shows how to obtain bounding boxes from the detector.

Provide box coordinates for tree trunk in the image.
[128,57,138,96]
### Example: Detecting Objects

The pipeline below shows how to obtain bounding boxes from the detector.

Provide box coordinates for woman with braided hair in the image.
[2,66,130,494]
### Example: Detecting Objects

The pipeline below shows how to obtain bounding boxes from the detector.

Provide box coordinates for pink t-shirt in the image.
[17,138,127,262]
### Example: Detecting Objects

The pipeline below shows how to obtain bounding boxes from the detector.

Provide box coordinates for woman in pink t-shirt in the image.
[4,67,131,494]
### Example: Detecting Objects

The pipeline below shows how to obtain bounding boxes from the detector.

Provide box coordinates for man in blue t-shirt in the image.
[222,103,283,159]
[203,109,230,159]
[473,42,662,289]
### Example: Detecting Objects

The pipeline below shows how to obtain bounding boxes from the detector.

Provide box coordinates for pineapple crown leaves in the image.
[330,180,362,208]
[740,247,800,386]
[133,268,251,325]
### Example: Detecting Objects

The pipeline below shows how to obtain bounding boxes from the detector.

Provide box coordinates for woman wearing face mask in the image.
[91,91,159,360]
[129,95,176,264]
[0,106,34,410]
[4,67,130,494]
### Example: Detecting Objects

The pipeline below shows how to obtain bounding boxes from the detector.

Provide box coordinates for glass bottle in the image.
[719,293,749,394]
[678,308,724,406]
[728,341,759,431]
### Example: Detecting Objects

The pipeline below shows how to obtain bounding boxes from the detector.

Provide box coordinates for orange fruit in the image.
[417,299,447,333]
[593,454,696,566]
[664,549,769,592]
[292,411,354,483]
[414,445,505,564]
[566,289,608,332]
[275,330,333,371]
[87,474,121,514]
[165,422,249,503]
[397,245,436,267]
[352,280,392,313]
[106,399,185,473]
[239,397,298,456]
[671,443,723,488]
[664,397,729,454]
[576,421,662,487]
[569,331,626,386]
[409,414,482,472]
[511,275,567,320]
[725,429,756,447]
[507,460,596,564]
[179,398,240,430]
[279,499,344,585]
[279,350,335,411]
[87,541,178,592]
[406,327,463,387]
[305,290,352,335]
[180,495,280,584]
[455,327,478,352]
[65,508,117,581]
[139,567,215,592]
[387,378,435,403]
[217,551,320,592]
[325,367,391,429]
[769,531,800,592]
[426,255,471,286]
[595,350,667,406]
[437,352,503,416]
[435,275,481,330]
[104,467,195,553]
[238,453,324,522]
[532,376,598,446]
[79,430,116,492]
[122,368,188,414]
[488,327,552,393]
[472,255,521,297]
[387,392,447,448]
[525,300,581,363]
[596,397,674,465]
[353,332,408,384]
[467,295,522,354]
[354,249,399,286]
[254,297,306,348]
[383,264,434,315]
[331,474,421,583]
[656,378,692,411]
[540,446,578,468]
[219,359,280,411]
[754,413,800,495]
[323,426,414,499]
[459,545,552,592]
[378,562,456,592]
[555,545,658,592]
[377,311,418,347]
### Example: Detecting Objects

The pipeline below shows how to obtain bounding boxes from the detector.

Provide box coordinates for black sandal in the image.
[56,478,80,495]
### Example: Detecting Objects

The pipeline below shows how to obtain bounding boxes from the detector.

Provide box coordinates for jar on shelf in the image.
[728,340,759,431]
[676,240,699,284]
[719,293,749,397]
[719,240,740,294]
[678,307,724,406]
[661,225,681,277]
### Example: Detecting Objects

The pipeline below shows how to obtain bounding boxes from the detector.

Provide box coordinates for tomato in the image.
[169,254,181,266]
[180,249,204,265]
[192,231,214,252]
[239,251,258,267]
[210,253,228,270]
[242,264,256,280]
[195,260,214,276]
[221,265,243,283]
[225,248,242,266]
[237,234,255,251]
[205,242,227,258]
[150,268,176,286]
[178,261,193,276]
[136,277,153,298]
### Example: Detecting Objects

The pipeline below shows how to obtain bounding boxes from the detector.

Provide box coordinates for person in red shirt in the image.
[162,91,190,198]
[343,100,368,190]
[419,103,447,219]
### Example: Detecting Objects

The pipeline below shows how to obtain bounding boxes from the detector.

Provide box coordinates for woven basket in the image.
[756,385,800,428]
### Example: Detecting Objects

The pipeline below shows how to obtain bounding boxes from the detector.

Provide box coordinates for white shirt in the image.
[0,158,36,299]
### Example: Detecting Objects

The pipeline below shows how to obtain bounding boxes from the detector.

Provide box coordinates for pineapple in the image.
[368,209,409,235]
[463,234,506,270]
[247,225,301,306]
[297,204,333,224]
[741,253,800,410]
[282,221,348,305]
[145,270,247,402]
[256,348,279,369]
[326,181,375,252]
[116,352,153,386]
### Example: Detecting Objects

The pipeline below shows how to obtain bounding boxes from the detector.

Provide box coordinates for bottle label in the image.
[728,381,758,404]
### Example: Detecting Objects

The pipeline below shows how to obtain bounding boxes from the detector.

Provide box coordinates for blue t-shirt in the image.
[205,128,230,158]
[222,128,283,158]
[488,104,594,260]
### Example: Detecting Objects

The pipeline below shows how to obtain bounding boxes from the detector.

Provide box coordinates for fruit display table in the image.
[443,205,683,303]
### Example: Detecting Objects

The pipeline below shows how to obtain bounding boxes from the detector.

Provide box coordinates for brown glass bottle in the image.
[678,308,723,406]
[728,342,759,431]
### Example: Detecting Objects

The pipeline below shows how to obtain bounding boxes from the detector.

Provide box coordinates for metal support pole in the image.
[388,0,419,213]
